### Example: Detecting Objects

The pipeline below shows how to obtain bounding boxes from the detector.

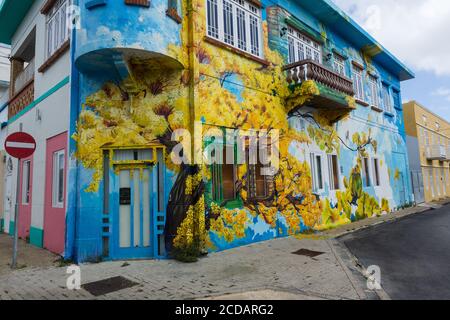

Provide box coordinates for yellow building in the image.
[404,101,450,203]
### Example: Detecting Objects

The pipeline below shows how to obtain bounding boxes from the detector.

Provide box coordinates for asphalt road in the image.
[340,203,450,300]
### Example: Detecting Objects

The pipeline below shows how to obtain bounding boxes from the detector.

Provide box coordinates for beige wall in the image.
[404,101,450,202]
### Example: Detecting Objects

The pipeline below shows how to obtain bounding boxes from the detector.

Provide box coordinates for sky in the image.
[333,0,450,121]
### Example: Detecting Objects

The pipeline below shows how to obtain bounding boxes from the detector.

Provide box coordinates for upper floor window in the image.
[382,84,393,113]
[352,66,364,101]
[333,55,346,77]
[206,0,263,58]
[45,0,71,59]
[422,114,428,126]
[392,89,401,110]
[287,27,322,64]
[368,75,380,107]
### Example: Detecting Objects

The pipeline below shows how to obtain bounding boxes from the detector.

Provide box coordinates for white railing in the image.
[14,57,35,94]
[426,144,446,160]
[447,146,450,160]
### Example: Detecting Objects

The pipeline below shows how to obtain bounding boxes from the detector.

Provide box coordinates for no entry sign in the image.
[4,132,36,159]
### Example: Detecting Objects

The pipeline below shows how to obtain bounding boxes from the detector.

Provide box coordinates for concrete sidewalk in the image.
[0,202,441,300]
[0,236,373,300]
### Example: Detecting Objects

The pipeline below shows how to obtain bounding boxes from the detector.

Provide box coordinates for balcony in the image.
[283,59,356,120]
[8,57,35,119]
[447,146,450,160]
[426,145,447,161]
[13,57,34,95]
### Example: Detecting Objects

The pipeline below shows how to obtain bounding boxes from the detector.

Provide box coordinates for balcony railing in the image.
[13,57,35,95]
[283,59,354,96]
[426,145,446,160]
[447,146,450,160]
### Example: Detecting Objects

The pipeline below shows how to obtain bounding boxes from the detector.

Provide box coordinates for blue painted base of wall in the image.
[30,227,44,248]
[0,218,3,233]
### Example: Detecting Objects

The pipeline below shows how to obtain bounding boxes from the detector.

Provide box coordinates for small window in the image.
[368,75,380,107]
[392,90,401,110]
[22,160,31,205]
[45,0,71,59]
[352,66,364,101]
[422,115,427,126]
[382,85,392,113]
[372,158,380,186]
[362,157,371,187]
[327,154,340,190]
[333,55,346,76]
[212,145,237,202]
[287,27,322,64]
[52,150,65,208]
[206,0,263,58]
[247,143,273,200]
[310,153,324,192]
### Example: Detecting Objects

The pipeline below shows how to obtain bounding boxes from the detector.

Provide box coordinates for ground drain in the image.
[292,249,324,258]
[82,276,139,296]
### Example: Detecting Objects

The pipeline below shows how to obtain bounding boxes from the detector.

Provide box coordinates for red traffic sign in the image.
[4,132,36,159]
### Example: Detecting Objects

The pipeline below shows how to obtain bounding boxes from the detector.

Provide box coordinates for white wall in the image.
[0,43,10,103]
[4,0,71,236]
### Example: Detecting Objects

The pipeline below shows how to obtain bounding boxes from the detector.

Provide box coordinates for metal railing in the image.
[283,59,354,96]
[425,144,446,160]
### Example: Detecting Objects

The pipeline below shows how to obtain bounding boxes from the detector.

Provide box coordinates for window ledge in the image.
[371,105,383,113]
[384,111,395,117]
[204,36,270,67]
[166,8,182,24]
[38,40,70,73]
[355,98,369,107]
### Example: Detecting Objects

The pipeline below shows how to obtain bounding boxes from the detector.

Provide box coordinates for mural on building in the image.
[72,0,412,261]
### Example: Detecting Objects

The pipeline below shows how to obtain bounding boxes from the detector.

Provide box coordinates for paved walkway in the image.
[0,237,371,300]
[0,202,440,300]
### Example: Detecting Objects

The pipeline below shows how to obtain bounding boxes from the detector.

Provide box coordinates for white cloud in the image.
[432,87,450,101]
[332,0,450,76]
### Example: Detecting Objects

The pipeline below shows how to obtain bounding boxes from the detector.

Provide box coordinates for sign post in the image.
[4,132,36,269]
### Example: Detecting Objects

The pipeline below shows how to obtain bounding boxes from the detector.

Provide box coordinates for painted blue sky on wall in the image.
[333,0,450,121]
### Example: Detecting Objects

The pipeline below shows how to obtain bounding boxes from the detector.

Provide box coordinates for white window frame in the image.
[22,160,31,205]
[327,154,340,191]
[206,0,263,58]
[352,66,364,101]
[333,55,346,77]
[310,153,325,192]
[45,0,71,59]
[382,84,393,113]
[368,75,380,108]
[52,150,65,208]
[287,27,322,64]
[372,158,381,187]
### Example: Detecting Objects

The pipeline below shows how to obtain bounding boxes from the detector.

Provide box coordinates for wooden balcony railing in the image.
[283,59,354,96]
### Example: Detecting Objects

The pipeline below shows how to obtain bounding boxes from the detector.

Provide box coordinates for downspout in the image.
[186,0,199,251]
[66,0,80,261]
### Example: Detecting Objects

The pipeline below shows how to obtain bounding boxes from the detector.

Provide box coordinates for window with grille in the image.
[352,66,364,101]
[45,0,71,59]
[382,84,392,113]
[368,75,380,107]
[333,55,346,76]
[287,27,322,64]
[206,0,263,58]
[310,153,324,192]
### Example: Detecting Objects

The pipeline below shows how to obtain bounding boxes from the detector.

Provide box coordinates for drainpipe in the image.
[186,0,199,252]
